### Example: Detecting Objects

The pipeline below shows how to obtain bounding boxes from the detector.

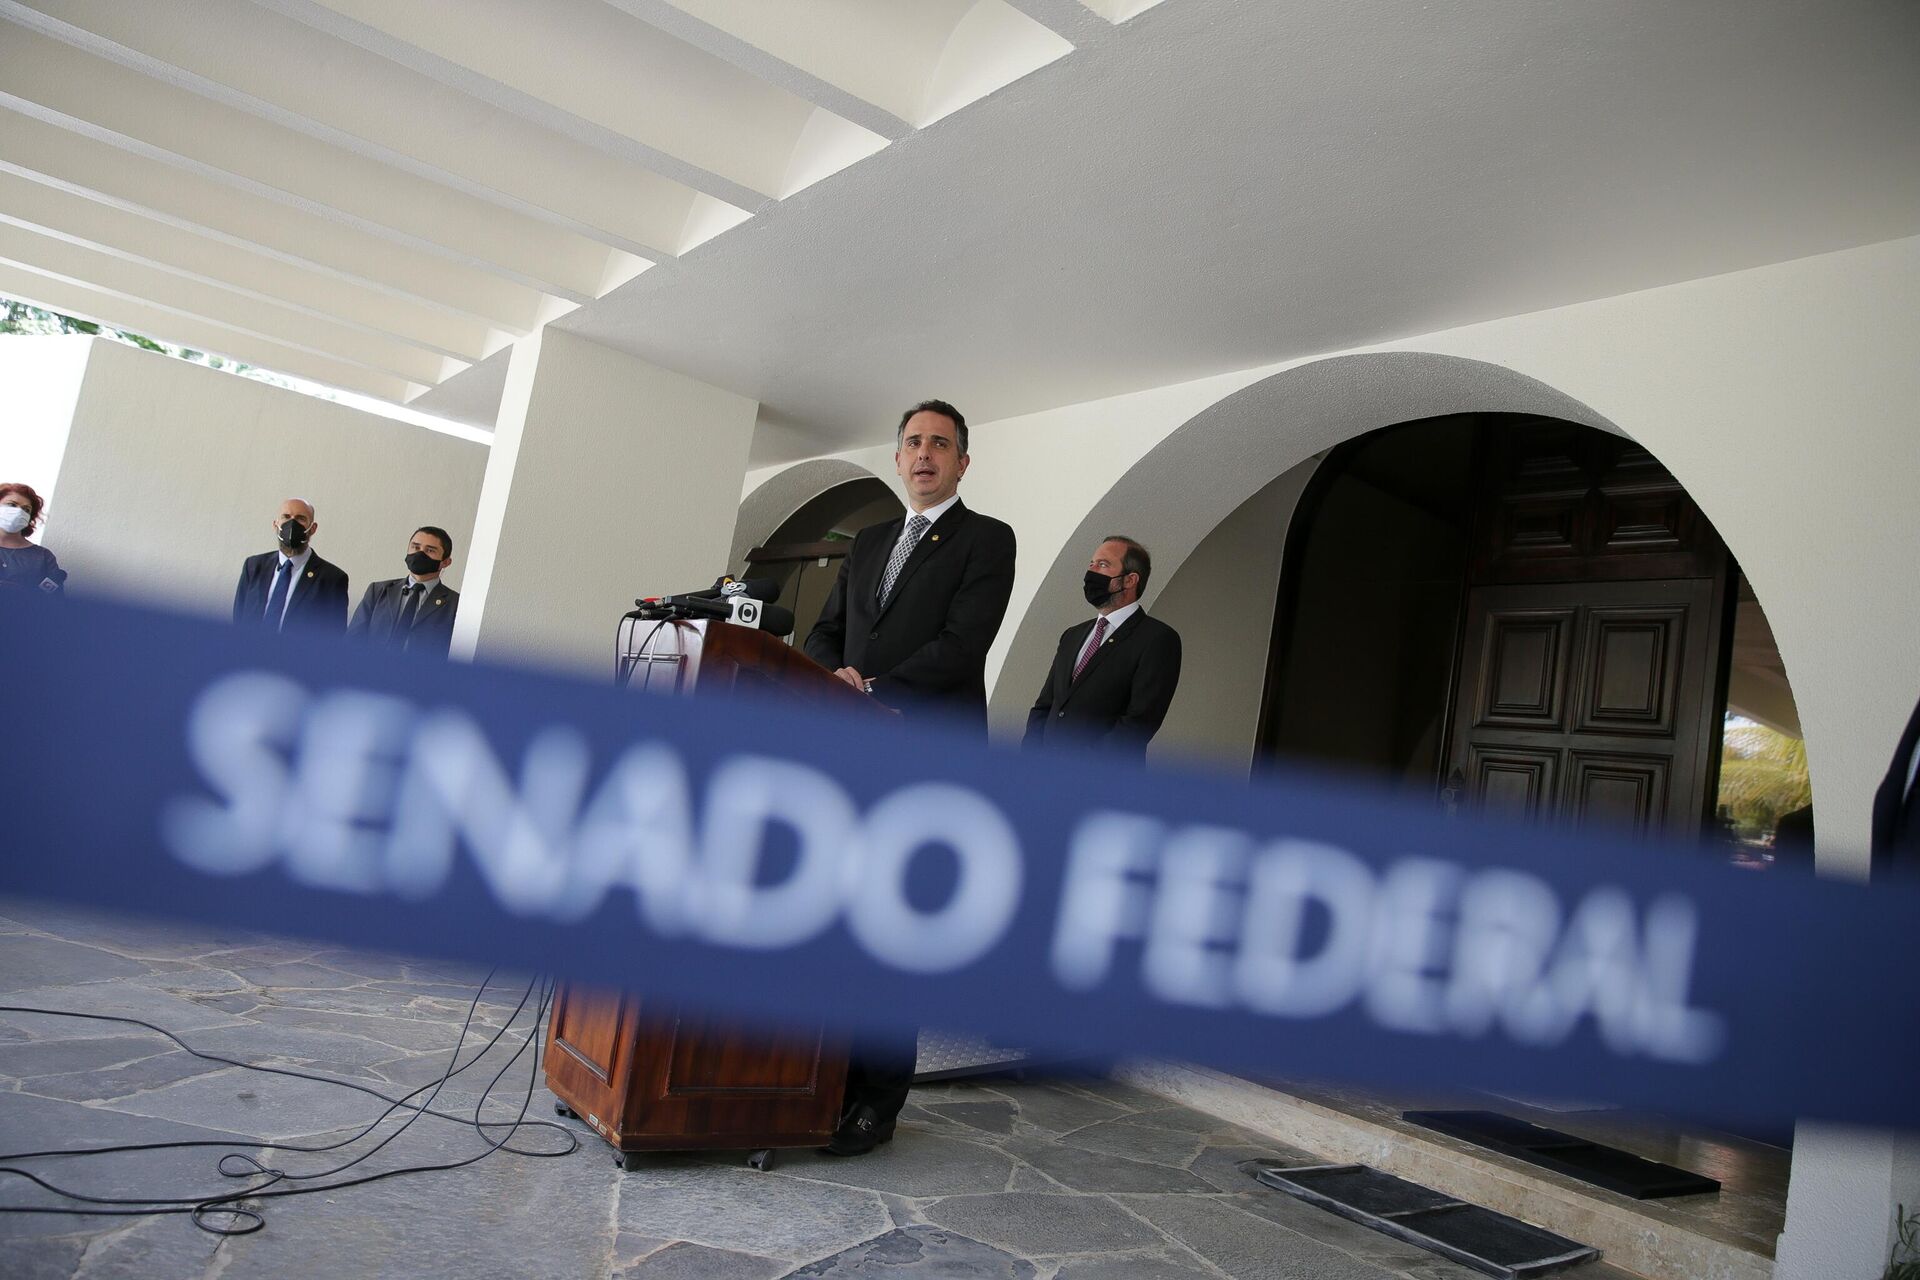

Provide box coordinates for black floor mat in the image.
[1251,1162,1599,1279]
[1403,1109,1721,1199]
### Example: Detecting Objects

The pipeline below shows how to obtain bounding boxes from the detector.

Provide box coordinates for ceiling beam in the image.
[0,110,543,335]
[598,0,912,142]
[998,0,1112,45]
[253,0,775,213]
[0,169,497,364]
[0,262,422,404]
[0,0,702,262]
[0,221,463,387]
[0,23,613,303]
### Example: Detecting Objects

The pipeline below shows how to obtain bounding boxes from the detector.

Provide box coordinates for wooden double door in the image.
[1446,579,1724,836]
[1441,422,1733,837]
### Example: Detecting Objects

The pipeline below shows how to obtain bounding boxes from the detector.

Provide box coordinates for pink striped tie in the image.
[1072,617,1108,683]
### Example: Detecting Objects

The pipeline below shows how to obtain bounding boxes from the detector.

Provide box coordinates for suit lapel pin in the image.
[930,534,940,542]
[305,570,314,579]
[434,599,443,607]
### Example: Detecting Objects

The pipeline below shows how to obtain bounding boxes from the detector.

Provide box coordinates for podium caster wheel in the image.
[747,1148,778,1172]
[614,1150,644,1172]
[554,1101,575,1119]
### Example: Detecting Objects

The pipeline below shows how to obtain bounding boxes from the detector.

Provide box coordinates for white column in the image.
[1774,773,1920,1279]
[452,327,757,674]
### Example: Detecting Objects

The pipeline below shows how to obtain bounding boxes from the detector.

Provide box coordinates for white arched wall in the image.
[988,351,1618,737]
[1135,455,1319,773]
[730,456,896,572]
[892,234,1915,1280]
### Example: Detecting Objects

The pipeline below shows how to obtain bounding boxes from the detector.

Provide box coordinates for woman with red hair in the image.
[0,482,67,594]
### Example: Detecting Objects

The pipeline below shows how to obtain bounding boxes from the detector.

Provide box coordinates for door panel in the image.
[1475,610,1575,729]
[1565,751,1671,835]
[1467,744,1560,820]
[1578,606,1685,734]
[1447,579,1723,836]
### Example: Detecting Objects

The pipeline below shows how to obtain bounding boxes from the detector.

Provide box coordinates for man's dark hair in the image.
[1103,535,1152,597]
[896,399,968,457]
[413,525,454,562]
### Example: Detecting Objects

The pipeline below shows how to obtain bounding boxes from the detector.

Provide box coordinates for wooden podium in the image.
[543,619,878,1171]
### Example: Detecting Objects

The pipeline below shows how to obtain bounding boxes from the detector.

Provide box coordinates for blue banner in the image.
[2,592,1914,1133]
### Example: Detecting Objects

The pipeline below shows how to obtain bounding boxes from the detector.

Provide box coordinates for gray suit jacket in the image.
[347,577,459,656]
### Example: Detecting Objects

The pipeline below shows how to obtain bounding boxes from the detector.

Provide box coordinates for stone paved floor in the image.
[0,901,1637,1279]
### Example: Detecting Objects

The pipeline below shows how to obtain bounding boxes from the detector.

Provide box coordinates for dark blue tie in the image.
[264,559,293,631]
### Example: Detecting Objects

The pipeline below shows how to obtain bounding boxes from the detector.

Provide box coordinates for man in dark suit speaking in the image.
[347,525,461,658]
[805,399,1017,731]
[232,497,349,635]
[1025,537,1182,757]
[804,399,1016,1156]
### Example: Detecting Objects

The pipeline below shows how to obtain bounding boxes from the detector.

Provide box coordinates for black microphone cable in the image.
[0,969,576,1235]
[616,612,677,688]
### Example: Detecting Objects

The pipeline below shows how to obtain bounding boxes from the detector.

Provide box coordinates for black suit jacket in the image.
[803,499,1016,733]
[1872,692,1920,873]
[347,577,460,657]
[232,550,349,635]
[1024,609,1183,757]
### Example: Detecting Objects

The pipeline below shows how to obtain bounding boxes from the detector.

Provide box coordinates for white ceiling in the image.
[3,1,1915,467]
[0,0,1086,401]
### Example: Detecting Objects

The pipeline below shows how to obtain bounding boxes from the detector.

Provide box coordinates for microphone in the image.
[629,577,792,635]
[716,577,781,603]
[634,576,782,611]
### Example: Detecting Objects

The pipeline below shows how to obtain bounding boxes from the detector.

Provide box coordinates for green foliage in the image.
[1717,716,1812,838]
[1888,1203,1920,1280]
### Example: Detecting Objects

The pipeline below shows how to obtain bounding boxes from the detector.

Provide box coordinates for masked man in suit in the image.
[1025,537,1182,757]
[347,525,460,658]
[233,497,349,635]
[804,399,1017,1155]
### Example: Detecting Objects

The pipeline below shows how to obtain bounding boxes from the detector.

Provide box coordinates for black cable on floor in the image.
[0,968,578,1234]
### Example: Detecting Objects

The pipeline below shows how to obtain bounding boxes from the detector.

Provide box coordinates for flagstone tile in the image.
[919,1193,1163,1257]
[924,1099,1018,1135]
[19,1049,229,1102]
[0,981,247,1034]
[1001,1136,1215,1195]
[788,1224,1036,1277]
[616,1240,789,1278]
[0,934,152,992]
[1050,1251,1220,1280]
[1055,1118,1208,1169]
[989,1082,1131,1136]
[1117,1194,1403,1280]
[774,1131,1017,1198]
[616,1166,892,1261]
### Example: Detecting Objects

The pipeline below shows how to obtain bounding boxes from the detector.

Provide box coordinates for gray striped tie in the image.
[878,514,930,607]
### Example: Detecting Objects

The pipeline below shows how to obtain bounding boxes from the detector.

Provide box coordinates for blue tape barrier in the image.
[2,593,1914,1133]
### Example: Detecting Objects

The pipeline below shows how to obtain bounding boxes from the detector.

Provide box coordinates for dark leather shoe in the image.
[822,1104,895,1157]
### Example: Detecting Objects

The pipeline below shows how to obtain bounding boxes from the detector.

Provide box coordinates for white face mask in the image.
[0,505,31,534]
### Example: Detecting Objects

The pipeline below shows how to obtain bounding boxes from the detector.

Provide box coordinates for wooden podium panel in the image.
[545,986,848,1159]
[544,620,881,1167]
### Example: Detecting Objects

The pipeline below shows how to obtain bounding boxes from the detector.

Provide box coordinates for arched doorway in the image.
[738,476,902,644]
[1259,413,1810,862]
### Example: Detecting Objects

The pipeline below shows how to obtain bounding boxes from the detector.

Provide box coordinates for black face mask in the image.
[1083,569,1121,607]
[277,519,310,552]
[405,550,442,577]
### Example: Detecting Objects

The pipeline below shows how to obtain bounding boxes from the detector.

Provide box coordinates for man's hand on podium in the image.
[833,666,868,693]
